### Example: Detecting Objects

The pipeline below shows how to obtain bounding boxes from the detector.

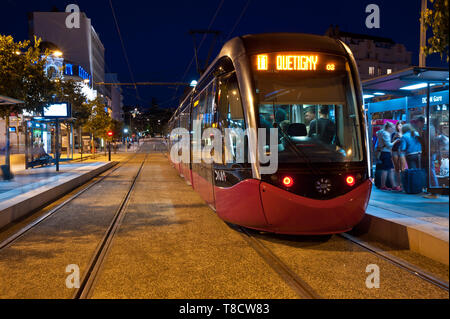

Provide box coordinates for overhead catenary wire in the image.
[183,0,225,80]
[225,0,252,41]
[171,0,225,105]
[171,0,252,107]
[108,0,141,101]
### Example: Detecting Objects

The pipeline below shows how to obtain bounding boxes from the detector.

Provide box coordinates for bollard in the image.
[1,165,14,180]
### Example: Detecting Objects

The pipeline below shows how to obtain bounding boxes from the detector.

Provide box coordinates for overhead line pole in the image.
[171,0,225,102]
[419,0,427,67]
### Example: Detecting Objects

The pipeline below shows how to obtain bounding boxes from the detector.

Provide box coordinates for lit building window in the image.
[387,69,392,74]
[369,66,375,75]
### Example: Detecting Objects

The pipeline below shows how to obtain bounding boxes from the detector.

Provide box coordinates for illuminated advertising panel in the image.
[253,52,344,72]
[43,103,71,118]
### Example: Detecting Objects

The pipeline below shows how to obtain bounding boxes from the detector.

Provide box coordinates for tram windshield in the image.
[253,54,364,163]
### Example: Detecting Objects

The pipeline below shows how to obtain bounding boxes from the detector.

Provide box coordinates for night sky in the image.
[2,0,448,109]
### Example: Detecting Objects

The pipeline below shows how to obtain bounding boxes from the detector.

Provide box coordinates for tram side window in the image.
[217,73,247,164]
[179,106,190,161]
[202,82,215,147]
[192,94,202,165]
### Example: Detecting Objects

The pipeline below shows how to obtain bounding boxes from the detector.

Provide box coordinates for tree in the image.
[0,35,55,117]
[85,97,112,153]
[56,80,89,127]
[421,0,449,62]
[0,35,55,176]
[55,79,90,156]
[110,119,124,140]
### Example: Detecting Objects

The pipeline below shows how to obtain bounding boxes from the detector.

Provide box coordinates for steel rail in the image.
[74,153,148,299]
[238,227,322,299]
[339,232,449,292]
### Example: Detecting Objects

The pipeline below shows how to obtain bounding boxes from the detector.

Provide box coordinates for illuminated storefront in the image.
[363,67,449,194]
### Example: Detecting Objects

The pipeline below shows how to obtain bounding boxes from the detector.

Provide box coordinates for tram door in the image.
[180,105,192,185]
[191,81,216,208]
[212,73,249,213]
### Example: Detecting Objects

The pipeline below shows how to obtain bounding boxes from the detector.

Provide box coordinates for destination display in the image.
[254,52,345,72]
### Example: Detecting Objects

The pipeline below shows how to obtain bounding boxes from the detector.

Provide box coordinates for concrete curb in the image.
[0,162,117,230]
[351,205,449,266]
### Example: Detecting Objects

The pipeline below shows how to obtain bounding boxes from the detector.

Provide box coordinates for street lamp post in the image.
[123,128,129,152]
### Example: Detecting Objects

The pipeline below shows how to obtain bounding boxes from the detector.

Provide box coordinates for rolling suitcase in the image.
[401,169,426,194]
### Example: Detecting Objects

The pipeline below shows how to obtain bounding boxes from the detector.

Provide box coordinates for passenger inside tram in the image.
[308,105,336,144]
[304,108,316,132]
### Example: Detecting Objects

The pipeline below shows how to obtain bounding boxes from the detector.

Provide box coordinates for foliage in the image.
[110,119,124,140]
[0,35,56,118]
[85,97,112,139]
[421,0,449,62]
[56,80,90,128]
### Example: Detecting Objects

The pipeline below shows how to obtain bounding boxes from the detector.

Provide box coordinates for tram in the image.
[168,33,372,235]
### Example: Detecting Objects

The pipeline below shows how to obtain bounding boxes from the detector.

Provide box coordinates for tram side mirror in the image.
[287,123,307,136]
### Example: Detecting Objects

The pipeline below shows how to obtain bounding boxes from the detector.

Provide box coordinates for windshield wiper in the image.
[277,127,323,176]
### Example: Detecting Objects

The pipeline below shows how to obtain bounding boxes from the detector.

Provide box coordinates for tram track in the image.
[0,154,137,252]
[338,232,449,292]
[73,153,148,299]
[236,226,322,299]
[237,225,448,298]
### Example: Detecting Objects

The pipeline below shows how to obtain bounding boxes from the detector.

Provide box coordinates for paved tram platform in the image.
[353,186,449,265]
[0,161,117,230]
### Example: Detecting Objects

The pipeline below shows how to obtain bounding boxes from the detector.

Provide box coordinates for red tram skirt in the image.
[215,179,372,235]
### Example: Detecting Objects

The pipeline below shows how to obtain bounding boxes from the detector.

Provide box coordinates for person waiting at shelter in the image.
[413,116,440,195]
[308,105,336,144]
[399,124,422,169]
[375,121,400,191]
[391,122,405,189]
[414,116,435,174]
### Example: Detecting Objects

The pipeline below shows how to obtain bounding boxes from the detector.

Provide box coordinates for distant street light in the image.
[190,80,198,87]
[123,128,129,134]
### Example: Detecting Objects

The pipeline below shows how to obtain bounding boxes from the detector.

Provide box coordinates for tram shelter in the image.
[363,67,449,195]
[22,103,74,171]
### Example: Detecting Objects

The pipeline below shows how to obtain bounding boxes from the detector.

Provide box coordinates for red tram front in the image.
[168,33,372,235]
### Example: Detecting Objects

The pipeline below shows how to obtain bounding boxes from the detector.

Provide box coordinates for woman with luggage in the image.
[399,124,422,169]
[399,124,425,194]
[376,122,401,191]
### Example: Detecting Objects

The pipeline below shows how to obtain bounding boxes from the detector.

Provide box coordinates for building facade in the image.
[29,11,106,96]
[326,26,412,80]
[105,73,124,122]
